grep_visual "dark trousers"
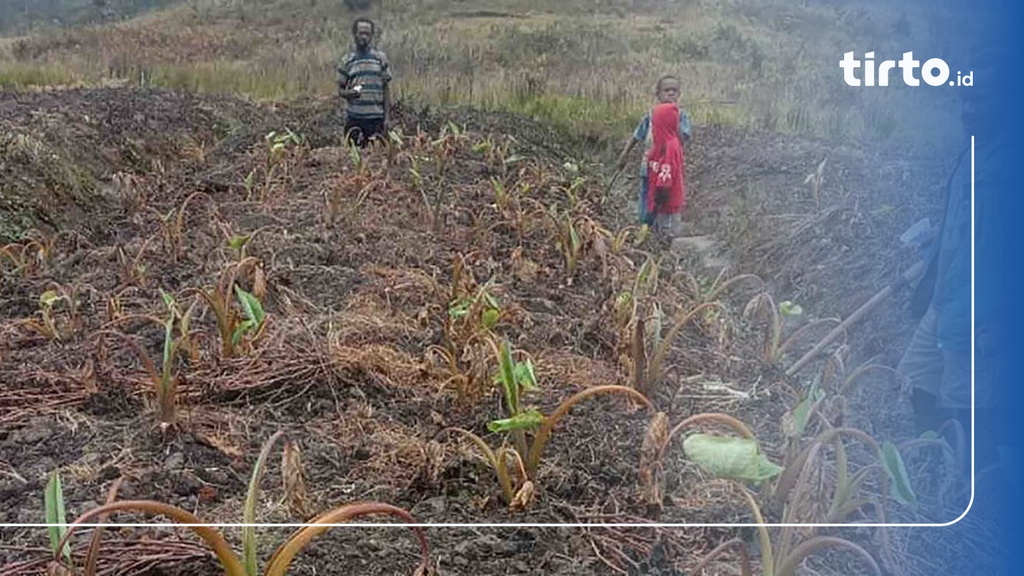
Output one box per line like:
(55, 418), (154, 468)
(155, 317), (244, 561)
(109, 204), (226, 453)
(344, 117), (385, 147)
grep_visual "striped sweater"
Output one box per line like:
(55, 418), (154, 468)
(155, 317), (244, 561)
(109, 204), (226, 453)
(338, 47), (392, 120)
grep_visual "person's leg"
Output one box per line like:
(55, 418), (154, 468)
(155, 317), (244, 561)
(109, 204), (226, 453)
(653, 213), (668, 234)
(941, 346), (999, 473)
(651, 189), (677, 237)
(638, 175), (652, 225)
(896, 306), (947, 436)
(344, 118), (365, 147)
(364, 117), (386, 145)
(667, 212), (682, 236)
(652, 214), (679, 237)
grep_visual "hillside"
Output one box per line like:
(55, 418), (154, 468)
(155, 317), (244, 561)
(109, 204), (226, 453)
(0, 1), (994, 576)
(1, 0), (973, 145)
(0, 0), (176, 34)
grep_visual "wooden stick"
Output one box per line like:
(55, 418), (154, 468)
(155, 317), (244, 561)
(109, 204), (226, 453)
(786, 260), (925, 377)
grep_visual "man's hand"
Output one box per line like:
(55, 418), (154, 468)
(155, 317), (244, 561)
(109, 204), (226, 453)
(339, 86), (362, 101)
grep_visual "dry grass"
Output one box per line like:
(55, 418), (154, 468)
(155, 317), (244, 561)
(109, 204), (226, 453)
(0, 0), (978, 147)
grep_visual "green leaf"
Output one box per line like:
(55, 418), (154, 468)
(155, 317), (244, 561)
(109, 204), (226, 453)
(244, 431), (286, 576)
(481, 308), (500, 329)
(498, 340), (518, 414)
(447, 298), (471, 319)
(514, 358), (538, 390)
(779, 300), (803, 317)
(835, 437), (849, 492)
(244, 169), (256, 190)
(843, 467), (876, 504)
(482, 291), (500, 310)
(831, 497), (873, 522)
(228, 235), (251, 254)
(787, 397), (812, 439)
(919, 430), (939, 440)
(40, 289), (60, 308)
(159, 288), (175, 312)
(682, 434), (784, 483)
(636, 258), (653, 291)
(162, 310), (175, 371)
(880, 441), (917, 508)
(488, 409), (545, 433)
(45, 470), (71, 565)
(649, 302), (663, 352)
(234, 285), (265, 326)
(787, 379), (823, 438)
(615, 291), (633, 310)
(567, 217), (581, 251)
(232, 320), (254, 347)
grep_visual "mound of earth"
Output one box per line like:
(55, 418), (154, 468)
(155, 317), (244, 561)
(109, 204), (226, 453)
(0, 88), (270, 242)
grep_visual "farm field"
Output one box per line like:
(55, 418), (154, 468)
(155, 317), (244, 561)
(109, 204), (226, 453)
(0, 1), (998, 575)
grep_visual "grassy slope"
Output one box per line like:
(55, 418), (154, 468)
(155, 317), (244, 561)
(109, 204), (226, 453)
(0, 0), (976, 149)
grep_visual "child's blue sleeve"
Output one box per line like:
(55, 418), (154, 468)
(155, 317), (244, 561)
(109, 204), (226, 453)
(678, 109), (692, 138)
(633, 114), (650, 141)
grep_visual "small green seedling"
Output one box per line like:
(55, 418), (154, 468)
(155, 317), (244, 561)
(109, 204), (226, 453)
(445, 338), (653, 510)
(188, 258), (267, 358)
(45, 470), (71, 571)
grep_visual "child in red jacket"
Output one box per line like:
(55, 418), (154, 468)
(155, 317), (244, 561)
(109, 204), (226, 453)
(645, 102), (687, 235)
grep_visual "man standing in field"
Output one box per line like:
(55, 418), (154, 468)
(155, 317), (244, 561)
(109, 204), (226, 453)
(338, 17), (392, 147)
(616, 75), (692, 233)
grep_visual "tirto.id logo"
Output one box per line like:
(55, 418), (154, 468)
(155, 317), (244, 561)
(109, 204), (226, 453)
(840, 52), (973, 87)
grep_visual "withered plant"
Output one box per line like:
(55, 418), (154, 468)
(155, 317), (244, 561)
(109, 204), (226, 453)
(22, 285), (79, 342)
(444, 338), (653, 510)
(96, 289), (195, 432)
(51, 431), (435, 576)
(640, 301), (726, 397)
(150, 190), (206, 263)
(426, 254), (506, 403)
(679, 268), (765, 307)
(112, 171), (146, 216)
(638, 411), (776, 513)
(770, 355), (919, 521)
(695, 480), (882, 576)
(1, 229), (55, 277)
(115, 236), (154, 289)
(743, 291), (840, 364)
(186, 257), (268, 358)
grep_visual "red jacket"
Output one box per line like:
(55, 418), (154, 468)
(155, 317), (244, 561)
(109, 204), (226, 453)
(646, 103), (686, 215)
